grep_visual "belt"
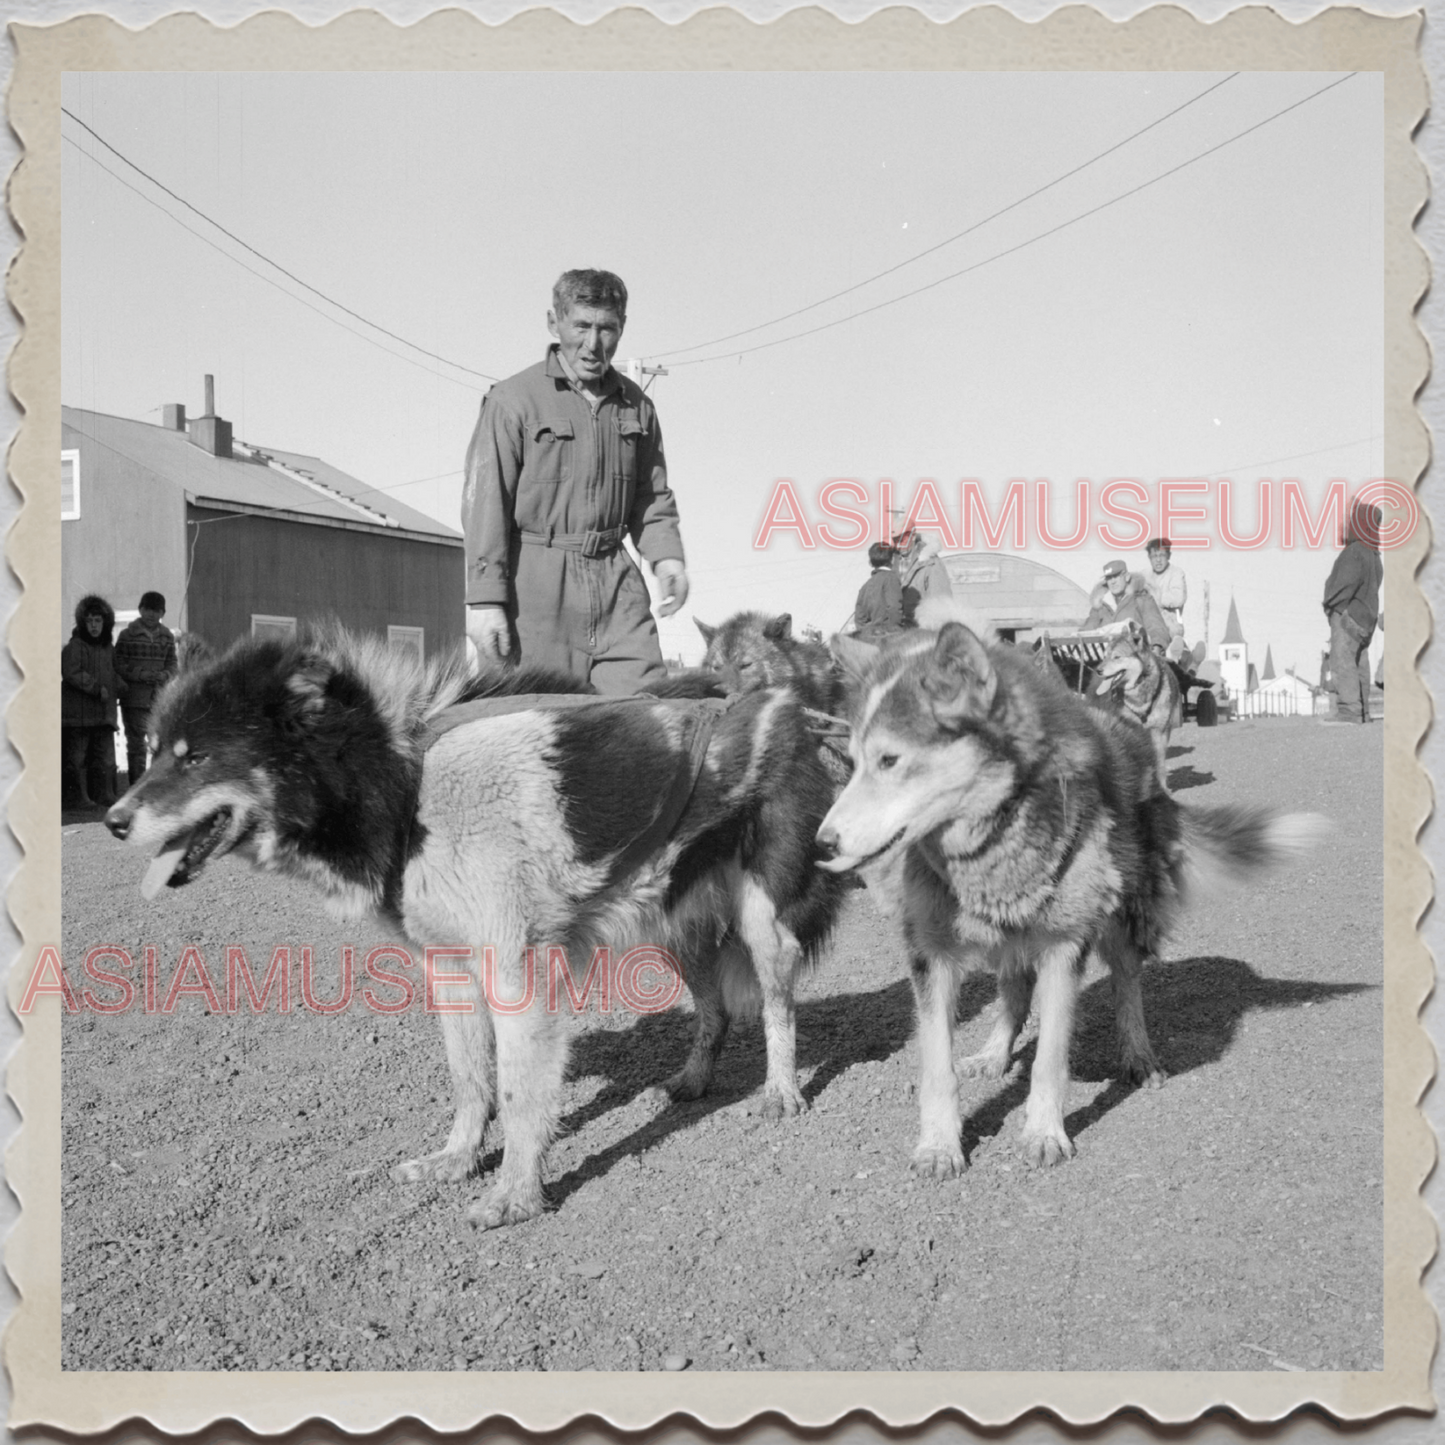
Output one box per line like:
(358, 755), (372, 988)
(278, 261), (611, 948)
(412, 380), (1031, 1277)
(518, 526), (625, 558)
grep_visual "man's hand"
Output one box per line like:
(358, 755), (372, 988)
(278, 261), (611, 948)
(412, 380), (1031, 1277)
(653, 559), (690, 618)
(466, 605), (512, 665)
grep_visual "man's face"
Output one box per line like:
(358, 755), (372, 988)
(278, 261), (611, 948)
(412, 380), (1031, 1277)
(140, 606), (163, 625)
(1148, 549), (1170, 574)
(548, 304), (624, 384)
(1107, 572), (1128, 596)
(85, 613), (104, 639)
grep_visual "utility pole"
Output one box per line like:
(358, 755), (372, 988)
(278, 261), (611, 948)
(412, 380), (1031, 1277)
(1201, 580), (1211, 656)
(622, 359), (668, 386)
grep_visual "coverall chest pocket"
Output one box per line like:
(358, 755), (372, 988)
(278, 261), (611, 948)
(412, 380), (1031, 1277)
(614, 412), (645, 486)
(528, 418), (574, 487)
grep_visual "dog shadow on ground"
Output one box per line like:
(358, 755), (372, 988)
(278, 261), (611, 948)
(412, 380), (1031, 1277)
(956, 955), (1375, 1161)
(535, 954), (1370, 1204)
(537, 975), (924, 1209)
(1164, 745), (1216, 792)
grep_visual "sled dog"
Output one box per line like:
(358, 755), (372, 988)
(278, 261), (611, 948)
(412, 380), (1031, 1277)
(698, 610), (854, 780)
(1094, 621), (1183, 784)
(107, 629), (846, 1228)
(697, 611), (846, 717)
(817, 622), (1321, 1175)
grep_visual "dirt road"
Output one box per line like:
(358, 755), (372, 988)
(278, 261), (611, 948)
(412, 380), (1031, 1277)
(58, 717), (1382, 1373)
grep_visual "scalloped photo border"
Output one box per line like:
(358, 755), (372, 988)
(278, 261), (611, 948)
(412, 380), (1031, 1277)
(3, 4), (1433, 1434)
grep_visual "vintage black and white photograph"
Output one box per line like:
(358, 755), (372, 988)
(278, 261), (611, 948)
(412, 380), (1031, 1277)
(33, 26), (1415, 1417)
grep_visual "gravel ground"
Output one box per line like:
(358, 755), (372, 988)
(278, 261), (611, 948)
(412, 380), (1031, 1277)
(59, 716), (1383, 1373)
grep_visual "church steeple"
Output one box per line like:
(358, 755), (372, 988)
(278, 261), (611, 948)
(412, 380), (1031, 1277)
(1219, 595), (1250, 696)
(1221, 597), (1245, 647)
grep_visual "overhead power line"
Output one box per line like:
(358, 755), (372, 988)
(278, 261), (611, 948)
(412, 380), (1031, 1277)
(63, 137), (489, 396)
(665, 73), (1356, 370)
(62, 107), (498, 385)
(656, 72), (1240, 362)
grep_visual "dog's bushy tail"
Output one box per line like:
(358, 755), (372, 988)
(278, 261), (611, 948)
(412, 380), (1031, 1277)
(1177, 804), (1328, 902)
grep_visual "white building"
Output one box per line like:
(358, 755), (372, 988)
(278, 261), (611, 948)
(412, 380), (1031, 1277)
(1217, 597), (1256, 699)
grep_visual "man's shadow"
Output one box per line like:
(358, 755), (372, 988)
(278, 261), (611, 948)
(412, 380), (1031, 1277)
(505, 955), (1371, 1209)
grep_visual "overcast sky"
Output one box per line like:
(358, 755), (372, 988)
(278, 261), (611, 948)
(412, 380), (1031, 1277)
(61, 69), (1383, 676)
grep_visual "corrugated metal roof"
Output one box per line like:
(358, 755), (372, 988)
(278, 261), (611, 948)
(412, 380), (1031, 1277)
(61, 407), (460, 542)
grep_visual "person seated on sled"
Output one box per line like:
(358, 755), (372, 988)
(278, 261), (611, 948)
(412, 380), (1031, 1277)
(853, 543), (906, 643)
(1141, 537), (1188, 662)
(898, 530), (955, 624)
(1084, 558), (1172, 652)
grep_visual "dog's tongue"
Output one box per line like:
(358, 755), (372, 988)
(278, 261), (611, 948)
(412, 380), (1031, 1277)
(141, 843), (188, 900)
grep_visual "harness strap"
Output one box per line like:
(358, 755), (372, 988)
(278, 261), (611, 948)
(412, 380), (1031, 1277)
(422, 691), (730, 886)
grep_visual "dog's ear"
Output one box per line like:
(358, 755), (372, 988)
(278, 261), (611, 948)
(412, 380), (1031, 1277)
(830, 633), (879, 681)
(282, 655), (337, 725)
(1126, 619), (1145, 647)
(694, 619), (718, 646)
(924, 623), (996, 721)
(763, 613), (793, 642)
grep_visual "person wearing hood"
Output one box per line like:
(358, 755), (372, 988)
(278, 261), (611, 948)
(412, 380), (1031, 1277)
(1323, 502), (1384, 724)
(898, 531), (955, 624)
(61, 594), (126, 808)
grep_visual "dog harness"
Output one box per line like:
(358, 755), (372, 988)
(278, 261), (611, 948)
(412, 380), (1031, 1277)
(424, 692), (729, 885)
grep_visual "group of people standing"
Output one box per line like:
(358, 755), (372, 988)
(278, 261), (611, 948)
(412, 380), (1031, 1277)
(851, 532), (956, 642)
(61, 591), (177, 810)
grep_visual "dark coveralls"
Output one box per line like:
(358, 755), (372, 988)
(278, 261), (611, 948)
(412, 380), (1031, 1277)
(462, 347), (683, 693)
(1323, 535), (1383, 723)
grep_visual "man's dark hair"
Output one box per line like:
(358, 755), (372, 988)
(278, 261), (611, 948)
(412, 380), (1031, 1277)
(1145, 537), (1171, 557)
(139, 591), (166, 612)
(867, 542), (894, 569)
(552, 269), (628, 321)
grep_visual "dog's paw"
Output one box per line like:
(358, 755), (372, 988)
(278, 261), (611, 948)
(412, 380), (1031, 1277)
(1122, 1061), (1168, 1090)
(467, 1187), (547, 1231)
(759, 1083), (808, 1120)
(391, 1148), (476, 1184)
(910, 1145), (966, 1180)
(1019, 1129), (1075, 1169)
(658, 1068), (709, 1104)
(957, 1050), (1011, 1080)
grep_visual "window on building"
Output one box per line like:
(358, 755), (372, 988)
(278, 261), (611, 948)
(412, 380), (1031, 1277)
(251, 615), (298, 642)
(388, 625), (425, 665)
(61, 450), (80, 520)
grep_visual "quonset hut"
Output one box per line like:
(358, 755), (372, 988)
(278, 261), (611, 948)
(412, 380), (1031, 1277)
(938, 551), (1092, 643)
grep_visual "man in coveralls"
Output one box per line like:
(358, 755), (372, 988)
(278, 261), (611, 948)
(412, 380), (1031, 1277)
(463, 269), (689, 692)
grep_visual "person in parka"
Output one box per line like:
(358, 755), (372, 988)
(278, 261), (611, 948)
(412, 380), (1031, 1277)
(1083, 559), (1173, 652)
(61, 594), (126, 808)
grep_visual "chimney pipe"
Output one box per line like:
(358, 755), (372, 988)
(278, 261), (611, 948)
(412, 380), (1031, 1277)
(187, 373), (232, 459)
(162, 404), (186, 432)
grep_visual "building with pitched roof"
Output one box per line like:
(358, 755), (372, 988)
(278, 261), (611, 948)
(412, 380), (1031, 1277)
(61, 380), (463, 660)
